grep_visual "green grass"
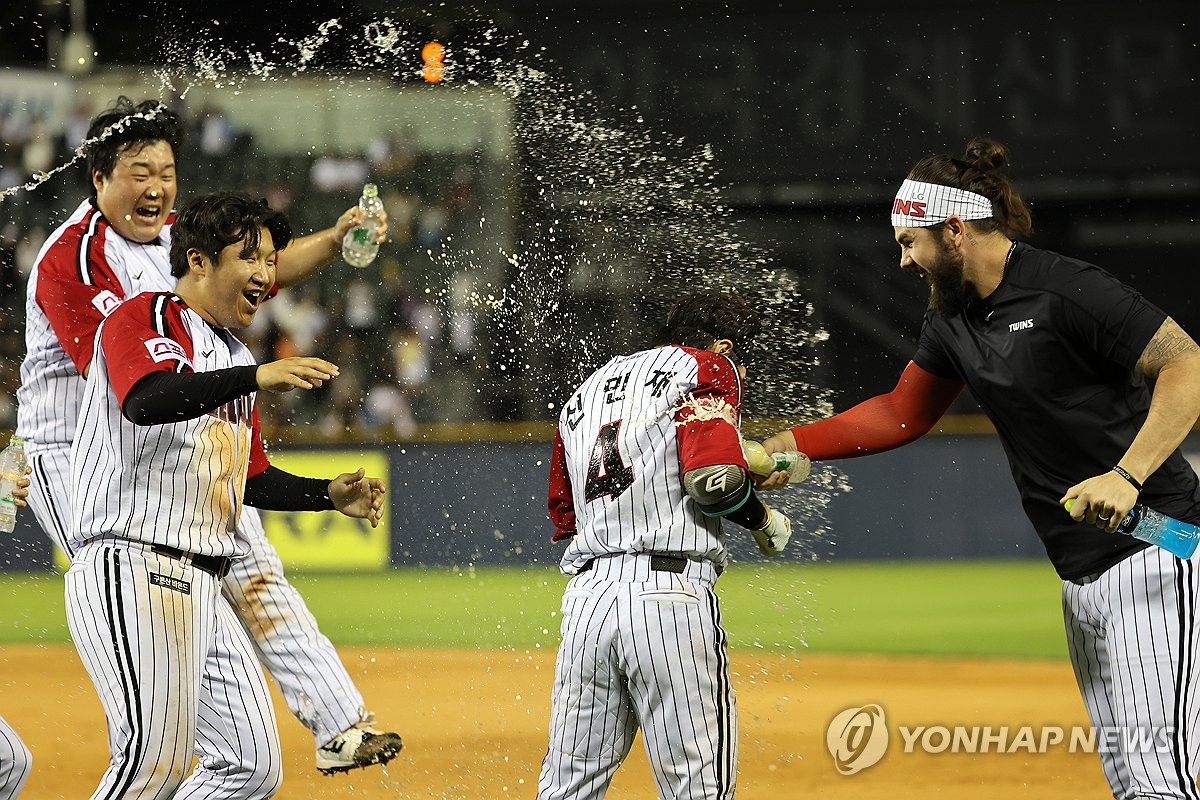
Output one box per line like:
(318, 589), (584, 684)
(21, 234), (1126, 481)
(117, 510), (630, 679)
(0, 560), (1069, 659)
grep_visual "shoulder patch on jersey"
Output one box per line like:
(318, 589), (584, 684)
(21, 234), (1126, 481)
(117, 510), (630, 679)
(144, 336), (191, 366)
(91, 289), (122, 317)
(149, 573), (191, 594)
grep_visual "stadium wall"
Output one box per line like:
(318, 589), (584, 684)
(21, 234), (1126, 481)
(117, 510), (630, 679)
(4, 431), (1197, 572)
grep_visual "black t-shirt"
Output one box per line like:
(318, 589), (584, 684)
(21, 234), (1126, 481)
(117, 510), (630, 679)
(914, 242), (1200, 580)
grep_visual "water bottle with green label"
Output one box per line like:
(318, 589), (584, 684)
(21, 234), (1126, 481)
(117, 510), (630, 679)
(0, 437), (26, 534)
(342, 183), (384, 268)
(742, 440), (811, 483)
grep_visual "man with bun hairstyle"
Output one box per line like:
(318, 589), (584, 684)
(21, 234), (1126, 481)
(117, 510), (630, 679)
(763, 137), (1200, 797)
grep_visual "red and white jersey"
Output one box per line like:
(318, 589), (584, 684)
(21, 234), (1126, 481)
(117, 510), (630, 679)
(69, 292), (270, 557)
(17, 199), (175, 451)
(549, 345), (749, 574)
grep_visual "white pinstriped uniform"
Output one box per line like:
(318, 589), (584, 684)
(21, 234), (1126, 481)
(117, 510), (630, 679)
(538, 345), (744, 800)
(66, 292), (281, 799)
(1063, 546), (1200, 799)
(16, 199), (367, 750)
(0, 714), (31, 799)
(70, 294), (258, 556)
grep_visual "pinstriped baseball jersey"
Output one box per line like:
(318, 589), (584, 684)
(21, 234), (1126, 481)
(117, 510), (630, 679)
(70, 292), (269, 558)
(550, 345), (748, 575)
(17, 199), (175, 451)
(15, 194), (375, 756)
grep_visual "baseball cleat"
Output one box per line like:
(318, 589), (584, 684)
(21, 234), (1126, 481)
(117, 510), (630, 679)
(316, 724), (404, 775)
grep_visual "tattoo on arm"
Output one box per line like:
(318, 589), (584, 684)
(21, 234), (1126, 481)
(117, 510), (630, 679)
(1138, 318), (1200, 378)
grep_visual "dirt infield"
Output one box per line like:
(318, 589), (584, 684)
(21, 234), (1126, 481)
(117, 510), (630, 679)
(0, 644), (1110, 798)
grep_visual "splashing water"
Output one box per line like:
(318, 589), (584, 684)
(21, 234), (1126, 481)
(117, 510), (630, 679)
(0, 103), (174, 200)
(6, 15), (849, 560)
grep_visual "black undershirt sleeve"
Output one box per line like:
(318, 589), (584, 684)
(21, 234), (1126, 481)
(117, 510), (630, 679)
(724, 490), (769, 530)
(244, 465), (336, 511)
(122, 366), (259, 425)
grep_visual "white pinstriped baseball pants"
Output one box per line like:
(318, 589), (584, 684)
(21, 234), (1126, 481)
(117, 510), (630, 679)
(536, 554), (736, 800)
(0, 714), (31, 799)
(27, 446), (367, 746)
(1064, 544), (1200, 799)
(66, 540), (281, 799)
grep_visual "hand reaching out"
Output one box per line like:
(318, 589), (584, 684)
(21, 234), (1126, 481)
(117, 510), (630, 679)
(328, 468), (387, 527)
(9, 467), (31, 508)
(256, 357), (340, 393)
(333, 204), (389, 245)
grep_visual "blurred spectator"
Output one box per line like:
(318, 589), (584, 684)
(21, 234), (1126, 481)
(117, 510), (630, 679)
(310, 149), (369, 193)
(364, 323), (429, 438)
(415, 203), (450, 252)
(263, 183), (294, 214)
(268, 287), (329, 355)
(15, 226), (45, 281)
(0, 152), (22, 192)
(21, 121), (54, 176)
(368, 129), (417, 180)
(1, 101), (30, 149)
(198, 102), (236, 156)
(0, 225), (18, 298)
(60, 99), (94, 155)
(59, 99), (95, 187)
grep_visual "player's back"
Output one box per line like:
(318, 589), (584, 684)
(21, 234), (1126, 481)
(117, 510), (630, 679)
(558, 345), (738, 567)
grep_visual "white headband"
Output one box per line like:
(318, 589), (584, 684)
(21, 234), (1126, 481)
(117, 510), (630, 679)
(890, 179), (994, 228)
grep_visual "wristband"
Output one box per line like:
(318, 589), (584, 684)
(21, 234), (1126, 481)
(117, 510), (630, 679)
(1111, 465), (1143, 493)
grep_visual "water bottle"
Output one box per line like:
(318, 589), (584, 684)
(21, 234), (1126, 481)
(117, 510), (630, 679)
(0, 436), (27, 534)
(1065, 499), (1200, 559)
(341, 183), (384, 268)
(742, 440), (811, 483)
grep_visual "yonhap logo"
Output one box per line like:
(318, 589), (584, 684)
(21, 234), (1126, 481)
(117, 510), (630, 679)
(827, 704), (889, 775)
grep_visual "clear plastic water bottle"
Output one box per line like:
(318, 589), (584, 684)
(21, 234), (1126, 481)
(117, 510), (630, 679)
(1118, 504), (1200, 559)
(742, 440), (811, 483)
(1066, 499), (1200, 559)
(341, 183), (384, 268)
(0, 436), (27, 534)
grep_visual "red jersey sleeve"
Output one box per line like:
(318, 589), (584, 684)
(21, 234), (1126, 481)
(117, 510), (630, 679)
(35, 212), (128, 374)
(248, 406), (270, 478)
(100, 294), (195, 410)
(548, 429), (576, 541)
(790, 361), (963, 460)
(675, 348), (748, 473)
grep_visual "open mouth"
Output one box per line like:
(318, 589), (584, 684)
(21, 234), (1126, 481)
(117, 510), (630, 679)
(135, 204), (161, 220)
(242, 288), (264, 308)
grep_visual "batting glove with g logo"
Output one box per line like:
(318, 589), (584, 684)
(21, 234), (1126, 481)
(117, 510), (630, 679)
(752, 504), (792, 557)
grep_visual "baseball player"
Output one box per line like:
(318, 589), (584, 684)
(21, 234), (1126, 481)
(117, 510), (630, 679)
(536, 290), (793, 800)
(65, 192), (387, 799)
(16, 97), (401, 774)
(762, 137), (1200, 798)
(0, 482), (33, 800)
(0, 715), (30, 799)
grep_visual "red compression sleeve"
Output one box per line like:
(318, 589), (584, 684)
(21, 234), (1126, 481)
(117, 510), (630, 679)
(548, 429), (576, 542)
(791, 361), (963, 460)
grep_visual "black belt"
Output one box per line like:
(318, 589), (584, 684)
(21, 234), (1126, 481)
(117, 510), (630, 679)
(152, 544), (233, 579)
(1069, 571), (1105, 586)
(577, 553), (690, 575)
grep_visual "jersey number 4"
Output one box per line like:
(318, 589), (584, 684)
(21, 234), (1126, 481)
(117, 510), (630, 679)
(585, 420), (635, 502)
